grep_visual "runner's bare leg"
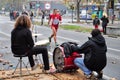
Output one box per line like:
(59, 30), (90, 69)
(51, 27), (57, 43)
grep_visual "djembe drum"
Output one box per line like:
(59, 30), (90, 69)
(53, 46), (82, 72)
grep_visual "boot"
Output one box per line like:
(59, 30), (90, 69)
(97, 71), (103, 79)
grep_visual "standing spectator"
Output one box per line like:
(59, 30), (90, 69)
(101, 15), (109, 34)
(15, 11), (19, 19)
(72, 29), (107, 79)
(30, 11), (34, 32)
(41, 10), (45, 25)
(48, 9), (62, 46)
(10, 10), (14, 21)
(11, 15), (52, 72)
(30, 11), (34, 22)
(93, 16), (100, 29)
(111, 14), (116, 24)
(13, 11), (17, 20)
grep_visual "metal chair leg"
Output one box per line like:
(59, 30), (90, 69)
(35, 55), (39, 65)
(12, 59), (20, 75)
(20, 58), (22, 76)
(12, 57), (30, 76)
(22, 61), (30, 74)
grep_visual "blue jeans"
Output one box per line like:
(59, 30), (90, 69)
(74, 58), (91, 75)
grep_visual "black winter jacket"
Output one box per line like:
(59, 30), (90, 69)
(77, 34), (107, 72)
(93, 18), (100, 25)
(11, 26), (34, 55)
(101, 17), (109, 27)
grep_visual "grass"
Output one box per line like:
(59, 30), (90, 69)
(33, 21), (93, 33)
(60, 25), (93, 33)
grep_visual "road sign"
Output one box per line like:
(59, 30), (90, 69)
(45, 3), (51, 10)
(104, 0), (109, 2)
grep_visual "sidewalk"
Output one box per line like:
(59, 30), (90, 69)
(0, 64), (87, 80)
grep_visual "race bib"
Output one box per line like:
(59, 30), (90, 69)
(52, 18), (59, 25)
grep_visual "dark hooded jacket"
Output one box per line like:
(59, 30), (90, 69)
(11, 26), (34, 55)
(101, 16), (109, 27)
(77, 34), (107, 72)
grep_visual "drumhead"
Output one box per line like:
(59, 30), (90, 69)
(53, 47), (64, 71)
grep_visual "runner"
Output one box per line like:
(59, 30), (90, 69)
(48, 9), (62, 46)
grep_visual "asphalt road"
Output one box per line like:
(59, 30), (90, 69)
(0, 16), (120, 79)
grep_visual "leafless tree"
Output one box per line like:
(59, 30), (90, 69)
(76, 0), (81, 22)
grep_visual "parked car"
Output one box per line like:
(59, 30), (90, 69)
(80, 13), (92, 20)
(80, 10), (92, 20)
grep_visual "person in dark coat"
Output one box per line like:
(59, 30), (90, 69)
(101, 15), (109, 34)
(93, 16), (100, 29)
(30, 11), (34, 22)
(11, 15), (50, 72)
(72, 29), (107, 79)
(41, 10), (45, 25)
(9, 10), (14, 21)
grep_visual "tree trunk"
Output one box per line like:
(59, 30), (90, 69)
(76, 0), (81, 23)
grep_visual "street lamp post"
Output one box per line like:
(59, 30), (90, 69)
(70, 4), (74, 23)
(86, 0), (88, 23)
(111, 0), (114, 24)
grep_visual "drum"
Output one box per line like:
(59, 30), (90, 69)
(35, 39), (50, 46)
(35, 39), (50, 51)
(53, 46), (82, 72)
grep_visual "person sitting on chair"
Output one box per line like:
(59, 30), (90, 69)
(11, 15), (51, 72)
(71, 29), (107, 79)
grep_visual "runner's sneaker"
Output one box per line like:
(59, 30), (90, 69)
(55, 42), (59, 46)
(48, 37), (51, 42)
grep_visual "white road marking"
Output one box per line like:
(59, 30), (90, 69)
(0, 20), (15, 24)
(0, 31), (10, 37)
(58, 36), (80, 43)
(108, 47), (120, 52)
